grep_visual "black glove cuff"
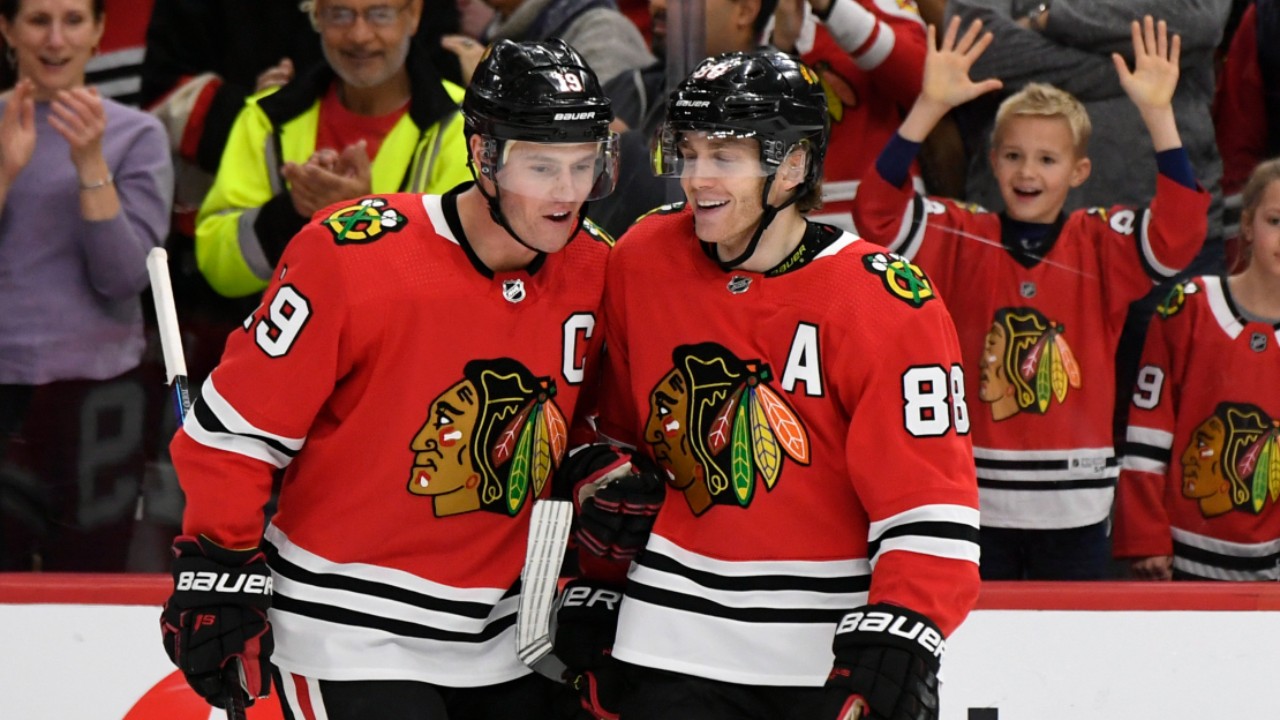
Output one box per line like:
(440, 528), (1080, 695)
(832, 603), (945, 675)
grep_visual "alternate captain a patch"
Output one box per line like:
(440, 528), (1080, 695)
(324, 197), (407, 245)
(407, 358), (567, 518)
(645, 342), (811, 516)
(862, 251), (935, 308)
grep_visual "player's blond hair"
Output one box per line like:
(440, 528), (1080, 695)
(992, 83), (1091, 156)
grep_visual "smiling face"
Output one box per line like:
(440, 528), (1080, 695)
(676, 132), (775, 254)
(315, 0), (418, 91)
(990, 114), (1091, 224)
(0, 0), (103, 101)
(488, 139), (602, 252)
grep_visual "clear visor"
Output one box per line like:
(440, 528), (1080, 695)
(488, 136), (620, 202)
(652, 128), (774, 179)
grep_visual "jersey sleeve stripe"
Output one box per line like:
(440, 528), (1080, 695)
(866, 503), (979, 540)
(184, 376), (304, 467)
(869, 534), (982, 568)
(1126, 426), (1174, 449)
(1120, 454), (1166, 474)
(1136, 208), (1179, 279)
(888, 193), (926, 258)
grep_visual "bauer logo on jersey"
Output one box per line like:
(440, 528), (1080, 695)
(408, 358), (567, 518)
(979, 308), (1081, 422)
(645, 342), (811, 516)
(1181, 402), (1280, 518)
(324, 197), (407, 245)
(1156, 281), (1198, 319)
(862, 252), (935, 308)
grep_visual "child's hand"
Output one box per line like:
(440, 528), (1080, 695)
(919, 17), (1003, 112)
(1113, 15), (1180, 114)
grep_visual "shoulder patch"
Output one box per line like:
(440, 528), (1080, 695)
(941, 198), (988, 215)
(1085, 206), (1137, 235)
(580, 217), (616, 247)
(1155, 280), (1198, 319)
(322, 197), (407, 245)
(636, 202), (686, 223)
(861, 251), (936, 308)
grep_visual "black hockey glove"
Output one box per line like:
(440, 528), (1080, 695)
(820, 604), (943, 720)
(561, 444), (665, 562)
(555, 579), (628, 720)
(160, 535), (274, 707)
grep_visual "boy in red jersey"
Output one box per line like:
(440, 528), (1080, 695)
(1115, 158), (1280, 581)
(158, 39), (620, 719)
(853, 16), (1209, 580)
(562, 49), (980, 720)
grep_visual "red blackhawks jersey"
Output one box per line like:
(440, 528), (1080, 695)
(854, 171), (1210, 529)
(792, 0), (925, 231)
(1115, 276), (1280, 580)
(169, 190), (610, 685)
(596, 206), (980, 686)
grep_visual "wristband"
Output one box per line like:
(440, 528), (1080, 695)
(79, 173), (114, 191)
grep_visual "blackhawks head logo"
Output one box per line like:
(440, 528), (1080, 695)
(408, 358), (566, 518)
(324, 197), (407, 244)
(978, 308), (1082, 421)
(645, 342), (810, 516)
(1182, 402), (1280, 518)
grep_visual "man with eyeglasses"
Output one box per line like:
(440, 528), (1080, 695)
(161, 40), (620, 719)
(191, 0), (472, 300)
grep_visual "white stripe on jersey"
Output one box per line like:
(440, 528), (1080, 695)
(1138, 209), (1180, 279)
(265, 524), (529, 686)
(1126, 426), (1174, 450)
(280, 674), (330, 720)
(184, 376), (305, 467)
(1204, 276), (1246, 339)
(866, 503), (980, 567)
(615, 534), (868, 686)
(1120, 455), (1166, 474)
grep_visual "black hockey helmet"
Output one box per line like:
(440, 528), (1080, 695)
(655, 49), (829, 190)
(463, 38), (614, 146)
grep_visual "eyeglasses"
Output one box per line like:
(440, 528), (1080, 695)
(315, 1), (411, 29)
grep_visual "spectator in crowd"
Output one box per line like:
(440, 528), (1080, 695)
(769, 0), (928, 230)
(853, 17), (1208, 579)
(160, 39), (618, 716)
(193, 0), (471, 300)
(446, 0), (654, 87)
(1213, 0), (1279, 256)
(1114, 157), (1280, 582)
(588, 0), (779, 236)
(0, 0), (172, 570)
(556, 48), (979, 720)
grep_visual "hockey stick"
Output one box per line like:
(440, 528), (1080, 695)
(147, 247), (249, 720)
(515, 498), (574, 680)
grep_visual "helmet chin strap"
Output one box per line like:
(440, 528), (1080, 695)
(713, 174), (805, 271)
(472, 156), (587, 256)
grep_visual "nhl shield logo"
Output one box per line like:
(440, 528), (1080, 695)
(502, 279), (527, 303)
(1020, 281), (1037, 298)
(1251, 332), (1268, 353)
(726, 276), (752, 294)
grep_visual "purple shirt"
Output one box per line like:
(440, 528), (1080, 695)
(0, 96), (173, 384)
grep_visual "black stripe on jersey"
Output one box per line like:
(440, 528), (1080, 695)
(974, 456), (1118, 472)
(977, 478), (1116, 490)
(898, 194), (927, 258)
(636, 550), (867, 595)
(866, 520), (980, 560)
(194, 400), (300, 460)
(266, 542), (512, 619)
(272, 593), (517, 642)
(1173, 540), (1280, 573)
(1122, 441), (1171, 465)
(624, 581), (851, 624)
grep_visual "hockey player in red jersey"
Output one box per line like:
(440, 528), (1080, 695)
(1114, 158), (1280, 581)
(853, 17), (1209, 580)
(159, 39), (619, 719)
(559, 49), (980, 720)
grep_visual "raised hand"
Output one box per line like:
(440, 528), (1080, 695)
(48, 86), (108, 173)
(0, 79), (38, 186)
(770, 0), (805, 55)
(1113, 15), (1180, 114)
(920, 17), (1003, 112)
